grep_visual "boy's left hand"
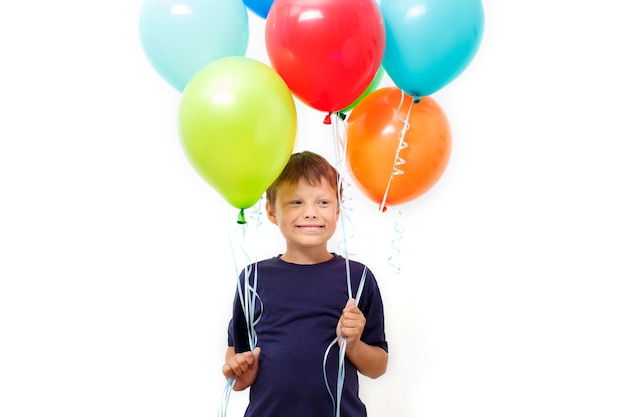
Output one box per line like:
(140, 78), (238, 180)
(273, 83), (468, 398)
(336, 298), (366, 350)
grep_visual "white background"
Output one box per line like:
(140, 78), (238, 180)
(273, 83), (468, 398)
(1, 1), (625, 416)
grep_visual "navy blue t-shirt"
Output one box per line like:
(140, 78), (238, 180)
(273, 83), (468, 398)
(227, 254), (387, 417)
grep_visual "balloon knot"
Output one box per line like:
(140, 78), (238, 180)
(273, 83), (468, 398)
(338, 112), (347, 121)
(323, 113), (332, 125)
(413, 96), (421, 104)
(237, 209), (247, 224)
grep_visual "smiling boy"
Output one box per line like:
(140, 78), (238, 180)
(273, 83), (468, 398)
(223, 151), (388, 417)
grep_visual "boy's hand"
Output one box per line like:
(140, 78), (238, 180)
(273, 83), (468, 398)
(222, 347), (261, 391)
(336, 298), (366, 353)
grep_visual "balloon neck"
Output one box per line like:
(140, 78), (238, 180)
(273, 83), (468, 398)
(338, 112), (347, 121)
(412, 96), (421, 104)
(237, 209), (247, 224)
(323, 113), (332, 125)
(378, 203), (388, 213)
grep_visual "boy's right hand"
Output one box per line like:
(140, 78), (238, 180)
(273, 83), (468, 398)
(222, 347), (261, 391)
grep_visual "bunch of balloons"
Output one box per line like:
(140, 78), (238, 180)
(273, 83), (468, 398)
(139, 0), (484, 214)
(345, 0), (484, 210)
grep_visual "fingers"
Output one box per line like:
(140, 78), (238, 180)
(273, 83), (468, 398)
(252, 347), (261, 361)
(343, 298), (361, 316)
(338, 299), (366, 340)
(222, 350), (260, 378)
(339, 316), (366, 338)
(342, 300), (364, 323)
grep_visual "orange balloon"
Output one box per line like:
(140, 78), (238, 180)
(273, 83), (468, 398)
(346, 87), (452, 208)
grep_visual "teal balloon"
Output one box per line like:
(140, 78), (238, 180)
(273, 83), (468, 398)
(139, 0), (249, 92)
(380, 0), (484, 98)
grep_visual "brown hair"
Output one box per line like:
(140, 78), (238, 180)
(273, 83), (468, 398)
(265, 151), (341, 209)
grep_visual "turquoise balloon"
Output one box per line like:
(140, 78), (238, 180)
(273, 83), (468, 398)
(380, 0), (484, 98)
(139, 0), (249, 92)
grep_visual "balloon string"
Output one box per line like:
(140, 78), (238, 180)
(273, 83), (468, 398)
(323, 266), (368, 417)
(218, 200), (264, 417)
(331, 113), (358, 295)
(323, 114), (370, 417)
(379, 95), (413, 212)
(218, 377), (236, 417)
(245, 199), (264, 228)
(384, 205), (405, 274)
(233, 217), (264, 349)
(332, 112), (347, 162)
(335, 338), (348, 417)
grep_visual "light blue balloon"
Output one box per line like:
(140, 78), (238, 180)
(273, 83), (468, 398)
(380, 0), (484, 98)
(139, 0), (249, 92)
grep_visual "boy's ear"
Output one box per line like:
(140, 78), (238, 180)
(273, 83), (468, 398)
(266, 199), (278, 224)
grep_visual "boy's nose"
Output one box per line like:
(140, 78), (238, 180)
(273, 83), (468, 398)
(302, 204), (318, 218)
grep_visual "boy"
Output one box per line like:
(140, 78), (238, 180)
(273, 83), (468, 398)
(223, 151), (388, 417)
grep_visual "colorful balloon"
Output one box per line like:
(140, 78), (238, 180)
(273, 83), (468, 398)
(346, 87), (452, 208)
(341, 67), (386, 114)
(380, 0), (484, 97)
(178, 57), (297, 210)
(266, 0), (385, 113)
(139, 0), (249, 92)
(244, 0), (274, 19)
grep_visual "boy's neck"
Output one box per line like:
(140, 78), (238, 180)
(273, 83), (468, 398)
(280, 249), (334, 265)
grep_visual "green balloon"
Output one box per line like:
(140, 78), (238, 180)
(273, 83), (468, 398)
(179, 57), (297, 209)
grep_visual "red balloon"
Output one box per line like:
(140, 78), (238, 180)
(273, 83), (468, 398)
(346, 87), (452, 208)
(265, 0), (385, 113)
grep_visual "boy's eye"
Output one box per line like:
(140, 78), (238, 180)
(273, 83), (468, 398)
(289, 200), (302, 205)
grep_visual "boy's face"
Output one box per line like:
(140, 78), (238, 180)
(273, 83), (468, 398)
(266, 178), (340, 254)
